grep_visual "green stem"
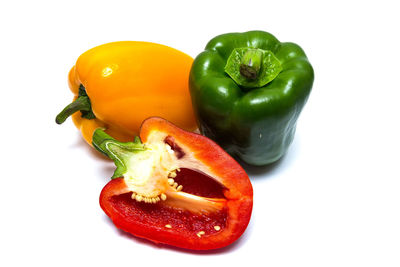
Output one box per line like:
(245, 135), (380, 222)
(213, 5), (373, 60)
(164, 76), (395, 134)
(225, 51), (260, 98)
(92, 129), (146, 179)
(92, 128), (114, 156)
(56, 85), (95, 124)
(239, 49), (263, 80)
(55, 96), (91, 124)
(224, 47), (282, 88)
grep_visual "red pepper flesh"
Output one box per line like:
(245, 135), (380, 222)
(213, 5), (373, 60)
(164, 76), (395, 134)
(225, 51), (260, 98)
(96, 117), (253, 250)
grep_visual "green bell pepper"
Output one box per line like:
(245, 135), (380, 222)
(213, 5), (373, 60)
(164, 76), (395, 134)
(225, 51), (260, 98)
(189, 31), (314, 166)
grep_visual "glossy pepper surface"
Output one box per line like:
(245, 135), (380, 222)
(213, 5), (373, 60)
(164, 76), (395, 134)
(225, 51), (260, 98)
(189, 31), (314, 165)
(56, 41), (197, 144)
(94, 117), (253, 250)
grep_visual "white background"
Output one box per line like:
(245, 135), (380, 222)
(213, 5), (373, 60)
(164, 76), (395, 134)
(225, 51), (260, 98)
(1, 0), (399, 266)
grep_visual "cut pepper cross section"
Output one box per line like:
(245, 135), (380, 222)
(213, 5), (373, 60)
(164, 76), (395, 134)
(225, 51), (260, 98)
(94, 128), (227, 213)
(94, 117), (253, 250)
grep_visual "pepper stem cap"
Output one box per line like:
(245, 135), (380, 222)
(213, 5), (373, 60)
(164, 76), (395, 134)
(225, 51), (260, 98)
(225, 47), (282, 88)
(92, 129), (146, 179)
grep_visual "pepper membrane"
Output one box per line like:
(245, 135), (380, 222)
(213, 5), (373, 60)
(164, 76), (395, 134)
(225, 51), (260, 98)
(95, 117), (253, 250)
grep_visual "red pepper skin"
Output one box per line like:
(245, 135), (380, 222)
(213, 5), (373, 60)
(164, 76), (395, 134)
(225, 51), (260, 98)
(99, 117), (253, 250)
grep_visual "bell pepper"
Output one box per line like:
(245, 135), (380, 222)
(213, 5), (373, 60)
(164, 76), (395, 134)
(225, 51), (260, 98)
(56, 41), (197, 144)
(189, 31), (314, 165)
(93, 117), (253, 250)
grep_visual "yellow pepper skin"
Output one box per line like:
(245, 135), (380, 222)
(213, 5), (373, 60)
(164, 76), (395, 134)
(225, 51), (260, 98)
(58, 41), (197, 144)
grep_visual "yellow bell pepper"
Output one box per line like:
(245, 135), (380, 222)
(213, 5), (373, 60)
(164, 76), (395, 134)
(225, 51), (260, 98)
(56, 41), (197, 144)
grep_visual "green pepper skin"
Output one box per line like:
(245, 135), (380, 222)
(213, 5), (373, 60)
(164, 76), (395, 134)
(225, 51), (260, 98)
(189, 31), (314, 166)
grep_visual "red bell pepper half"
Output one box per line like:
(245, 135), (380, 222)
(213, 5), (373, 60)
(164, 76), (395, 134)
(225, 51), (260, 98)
(92, 117), (253, 250)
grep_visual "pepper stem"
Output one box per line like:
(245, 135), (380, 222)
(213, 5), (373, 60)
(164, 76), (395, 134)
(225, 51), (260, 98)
(239, 49), (263, 80)
(55, 96), (91, 124)
(55, 85), (96, 124)
(224, 47), (282, 88)
(92, 129), (146, 179)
